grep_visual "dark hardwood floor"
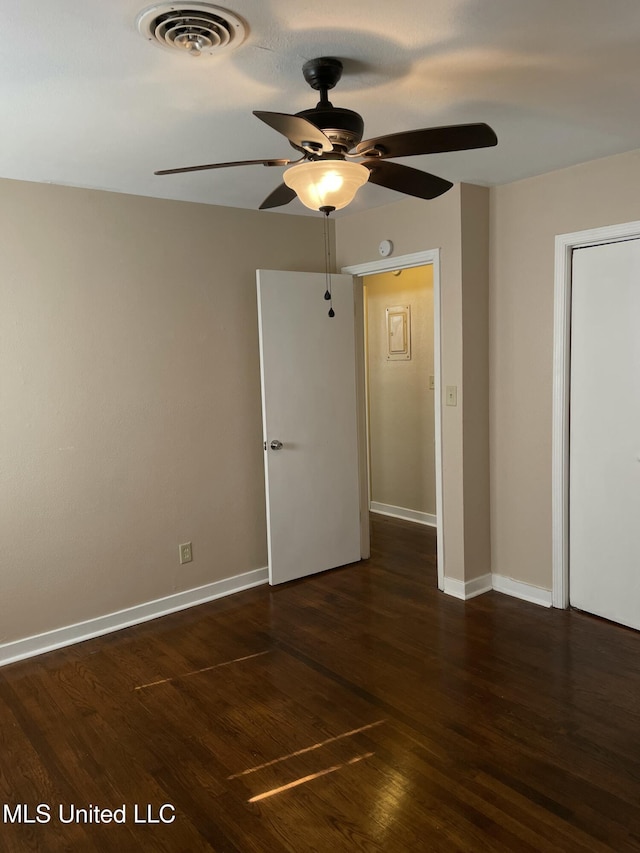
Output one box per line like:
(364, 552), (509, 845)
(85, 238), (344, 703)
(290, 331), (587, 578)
(1, 514), (640, 851)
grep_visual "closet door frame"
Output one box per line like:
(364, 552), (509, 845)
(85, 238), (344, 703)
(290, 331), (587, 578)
(552, 219), (640, 608)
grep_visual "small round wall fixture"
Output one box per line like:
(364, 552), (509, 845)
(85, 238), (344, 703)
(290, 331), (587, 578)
(379, 239), (394, 257)
(136, 3), (247, 57)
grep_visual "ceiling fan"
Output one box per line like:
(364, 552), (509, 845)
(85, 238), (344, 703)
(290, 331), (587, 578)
(155, 56), (498, 212)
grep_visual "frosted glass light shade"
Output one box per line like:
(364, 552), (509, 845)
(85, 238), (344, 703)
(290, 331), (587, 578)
(283, 160), (369, 211)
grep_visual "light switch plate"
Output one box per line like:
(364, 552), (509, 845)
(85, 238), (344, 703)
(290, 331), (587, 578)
(446, 385), (457, 406)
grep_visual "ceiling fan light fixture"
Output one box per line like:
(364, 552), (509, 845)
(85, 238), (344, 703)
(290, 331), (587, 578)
(283, 160), (369, 211)
(154, 56), (497, 212)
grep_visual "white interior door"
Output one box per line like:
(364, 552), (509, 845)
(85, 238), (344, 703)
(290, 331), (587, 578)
(257, 269), (362, 585)
(569, 239), (640, 629)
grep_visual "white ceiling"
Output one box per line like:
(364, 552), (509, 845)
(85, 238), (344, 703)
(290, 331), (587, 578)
(3, 0), (640, 216)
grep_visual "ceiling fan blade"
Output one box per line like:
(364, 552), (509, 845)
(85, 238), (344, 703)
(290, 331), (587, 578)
(259, 183), (297, 210)
(253, 111), (333, 153)
(356, 123), (497, 159)
(363, 160), (453, 200)
(154, 158), (292, 176)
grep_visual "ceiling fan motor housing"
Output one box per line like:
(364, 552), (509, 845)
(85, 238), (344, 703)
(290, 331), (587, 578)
(297, 56), (364, 153)
(296, 106), (364, 153)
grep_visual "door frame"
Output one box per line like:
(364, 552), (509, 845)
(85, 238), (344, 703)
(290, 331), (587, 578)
(343, 249), (445, 591)
(552, 219), (640, 607)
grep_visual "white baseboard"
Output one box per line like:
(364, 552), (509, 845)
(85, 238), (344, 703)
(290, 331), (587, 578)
(443, 573), (552, 607)
(492, 574), (552, 608)
(0, 567), (269, 669)
(370, 501), (437, 527)
(0, 563), (554, 669)
(443, 573), (493, 601)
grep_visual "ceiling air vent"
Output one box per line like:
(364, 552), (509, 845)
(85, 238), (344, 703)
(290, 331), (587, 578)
(136, 3), (246, 57)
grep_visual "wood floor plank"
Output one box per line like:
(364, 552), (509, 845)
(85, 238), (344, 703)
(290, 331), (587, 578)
(1, 514), (640, 850)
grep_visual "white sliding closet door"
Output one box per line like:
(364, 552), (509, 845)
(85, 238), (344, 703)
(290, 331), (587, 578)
(570, 239), (640, 629)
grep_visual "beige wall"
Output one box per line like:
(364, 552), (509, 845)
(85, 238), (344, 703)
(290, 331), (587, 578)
(461, 184), (491, 582)
(10, 136), (626, 645)
(490, 148), (640, 589)
(0, 178), (328, 646)
(365, 266), (435, 514)
(337, 186), (491, 583)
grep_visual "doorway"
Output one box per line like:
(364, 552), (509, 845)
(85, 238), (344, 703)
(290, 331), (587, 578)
(363, 265), (436, 526)
(343, 250), (444, 590)
(552, 218), (640, 612)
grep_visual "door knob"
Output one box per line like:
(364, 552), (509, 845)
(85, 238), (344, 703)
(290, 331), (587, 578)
(270, 439), (284, 450)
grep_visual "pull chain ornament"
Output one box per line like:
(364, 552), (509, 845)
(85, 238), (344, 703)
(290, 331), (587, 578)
(321, 205), (336, 317)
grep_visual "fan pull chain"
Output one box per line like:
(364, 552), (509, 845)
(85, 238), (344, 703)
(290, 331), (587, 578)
(321, 205), (335, 317)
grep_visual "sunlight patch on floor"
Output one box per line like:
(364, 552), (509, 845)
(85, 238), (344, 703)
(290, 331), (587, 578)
(133, 651), (269, 690)
(248, 753), (375, 803)
(229, 719), (385, 779)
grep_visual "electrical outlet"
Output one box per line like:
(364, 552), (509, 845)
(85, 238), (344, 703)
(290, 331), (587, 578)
(179, 542), (193, 564)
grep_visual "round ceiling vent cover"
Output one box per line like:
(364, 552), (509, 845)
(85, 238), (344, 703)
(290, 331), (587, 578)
(137, 3), (246, 57)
